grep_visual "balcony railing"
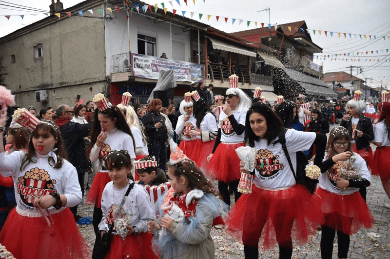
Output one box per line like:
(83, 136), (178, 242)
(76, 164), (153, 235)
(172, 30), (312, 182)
(205, 62), (250, 84)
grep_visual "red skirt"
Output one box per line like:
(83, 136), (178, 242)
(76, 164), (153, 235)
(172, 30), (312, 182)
(226, 184), (319, 249)
(106, 232), (158, 259)
(193, 139), (216, 173)
(207, 142), (244, 182)
(0, 208), (90, 259)
(351, 143), (373, 169)
(87, 171), (111, 208)
(179, 139), (198, 162)
(371, 147), (390, 180)
(310, 188), (374, 235)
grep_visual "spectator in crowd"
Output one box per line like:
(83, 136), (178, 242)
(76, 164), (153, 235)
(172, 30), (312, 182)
(321, 102), (332, 123)
(39, 107), (54, 121)
(27, 106), (37, 117)
(160, 53), (168, 59)
(167, 104), (178, 129)
(207, 84), (214, 106)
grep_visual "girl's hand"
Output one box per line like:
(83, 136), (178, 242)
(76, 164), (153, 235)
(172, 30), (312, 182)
(223, 105), (232, 116)
(333, 151), (352, 162)
(126, 225), (135, 235)
(183, 115), (190, 122)
(148, 221), (161, 232)
(342, 114), (350, 121)
(33, 195), (56, 209)
(96, 132), (107, 147)
(240, 161), (250, 174)
(336, 178), (349, 189)
(189, 130), (201, 136)
(356, 130), (363, 138)
(155, 122), (162, 129)
(161, 217), (174, 230)
(207, 154), (213, 162)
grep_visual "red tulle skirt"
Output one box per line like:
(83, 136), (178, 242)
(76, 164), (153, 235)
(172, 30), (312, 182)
(309, 188), (374, 235)
(179, 139), (198, 162)
(226, 184), (319, 249)
(207, 143), (244, 182)
(0, 208), (90, 259)
(371, 147), (390, 180)
(106, 232), (158, 259)
(87, 171), (111, 208)
(193, 139), (216, 173)
(351, 143), (373, 169)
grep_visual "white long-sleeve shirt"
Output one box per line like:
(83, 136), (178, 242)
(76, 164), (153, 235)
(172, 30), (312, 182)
(175, 115), (197, 141)
(0, 151), (82, 215)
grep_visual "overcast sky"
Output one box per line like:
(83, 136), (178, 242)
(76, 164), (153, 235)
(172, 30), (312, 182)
(1, 0), (389, 88)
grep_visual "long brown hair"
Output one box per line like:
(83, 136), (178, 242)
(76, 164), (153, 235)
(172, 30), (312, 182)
(105, 150), (134, 181)
(147, 99), (162, 112)
(21, 123), (68, 170)
(7, 127), (29, 150)
(326, 126), (353, 174)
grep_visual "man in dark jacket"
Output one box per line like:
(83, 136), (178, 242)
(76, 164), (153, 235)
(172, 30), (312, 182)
(55, 104), (91, 220)
(142, 99), (168, 170)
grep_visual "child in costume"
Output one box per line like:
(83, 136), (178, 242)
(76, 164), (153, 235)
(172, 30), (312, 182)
(148, 142), (228, 259)
(98, 150), (157, 259)
(311, 126), (373, 259)
(0, 116), (89, 259)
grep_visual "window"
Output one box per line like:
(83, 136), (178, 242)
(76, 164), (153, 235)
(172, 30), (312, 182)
(137, 34), (156, 56)
(11, 55), (15, 63)
(34, 44), (43, 58)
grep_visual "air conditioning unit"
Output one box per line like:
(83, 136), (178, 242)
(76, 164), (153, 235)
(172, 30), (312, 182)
(35, 90), (48, 102)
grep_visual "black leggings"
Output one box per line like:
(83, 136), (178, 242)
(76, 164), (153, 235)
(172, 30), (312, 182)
(218, 180), (241, 206)
(321, 226), (350, 259)
(244, 244), (293, 259)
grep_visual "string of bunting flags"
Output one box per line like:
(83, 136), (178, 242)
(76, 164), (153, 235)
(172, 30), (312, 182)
(314, 49), (390, 58)
(308, 29), (390, 40)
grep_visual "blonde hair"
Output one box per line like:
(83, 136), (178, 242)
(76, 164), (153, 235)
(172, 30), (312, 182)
(117, 104), (141, 131)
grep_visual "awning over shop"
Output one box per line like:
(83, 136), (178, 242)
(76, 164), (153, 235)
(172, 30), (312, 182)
(257, 52), (285, 69)
(284, 68), (337, 98)
(208, 37), (257, 57)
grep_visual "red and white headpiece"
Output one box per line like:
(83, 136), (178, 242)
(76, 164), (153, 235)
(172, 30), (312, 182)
(184, 92), (192, 102)
(353, 90), (362, 101)
(381, 91), (389, 102)
(277, 95), (284, 105)
(191, 91), (201, 102)
(134, 156), (158, 170)
(260, 96), (266, 103)
(12, 108), (40, 131)
(229, 74), (239, 88)
(93, 93), (110, 112)
(214, 95), (224, 102)
(75, 98), (85, 109)
(169, 139), (191, 165)
(121, 92), (132, 106)
(253, 87), (263, 98)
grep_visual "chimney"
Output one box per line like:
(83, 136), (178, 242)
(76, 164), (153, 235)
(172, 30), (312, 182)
(49, 0), (64, 16)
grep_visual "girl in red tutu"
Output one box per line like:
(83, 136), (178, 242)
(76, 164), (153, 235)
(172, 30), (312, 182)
(372, 102), (390, 206)
(0, 121), (90, 259)
(175, 93), (198, 161)
(96, 150), (157, 259)
(189, 91), (218, 172)
(206, 84), (251, 206)
(226, 103), (326, 259)
(340, 99), (374, 200)
(311, 126), (373, 259)
(87, 94), (136, 251)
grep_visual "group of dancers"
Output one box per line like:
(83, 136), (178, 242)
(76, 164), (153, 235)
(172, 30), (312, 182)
(0, 78), (389, 259)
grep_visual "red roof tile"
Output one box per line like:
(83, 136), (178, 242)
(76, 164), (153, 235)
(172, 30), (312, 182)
(324, 72), (363, 82)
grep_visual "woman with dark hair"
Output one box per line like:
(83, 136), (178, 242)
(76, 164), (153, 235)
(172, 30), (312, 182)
(372, 102), (390, 206)
(142, 99), (168, 170)
(340, 99), (374, 200)
(275, 101), (303, 131)
(86, 102), (136, 248)
(39, 107), (54, 121)
(27, 106), (37, 117)
(71, 104), (87, 124)
(226, 102), (326, 259)
(305, 109), (329, 134)
(167, 104), (178, 129)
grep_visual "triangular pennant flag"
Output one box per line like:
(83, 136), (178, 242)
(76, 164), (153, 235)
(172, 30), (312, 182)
(66, 12), (71, 17)
(288, 26), (291, 31)
(161, 3), (165, 8)
(182, 11), (186, 17)
(115, 6), (120, 13)
(173, 9), (177, 16)
(97, 9), (103, 14)
(193, 0), (195, 4)
(294, 27), (298, 32)
(199, 13), (203, 19)
(169, 1), (173, 6)
(374, 36), (376, 39)
(135, 4), (139, 13)
(78, 11), (83, 17)
(55, 13), (60, 19)
(255, 22), (257, 27)
(88, 9), (93, 14)
(142, 5), (147, 13)
(131, 8), (134, 15)
(184, 0), (187, 5)
(369, 35), (371, 40)
(164, 8), (167, 14)
(364, 35), (367, 39)
(376, 50), (378, 54)
(261, 23), (264, 27)
(360, 52), (363, 55)
(338, 32), (340, 38)
(357, 52), (359, 55)
(225, 17), (228, 23)
(216, 16), (219, 21)
(268, 23), (271, 29)
(388, 36), (390, 40)
(319, 30), (322, 35)
(239, 19), (243, 25)
(366, 51), (368, 54)
(44, 13), (49, 16)
(359, 35), (362, 39)
(343, 33), (346, 38)
(371, 51), (373, 54)
(313, 30), (315, 34)
(5, 15), (10, 20)
(176, 0), (180, 6)
(247, 21), (250, 26)
(20, 15), (24, 19)
(349, 33), (351, 38)
(107, 8), (112, 13)
(154, 4), (158, 12)
(207, 15), (211, 21)
(232, 18), (236, 25)
(148, 5), (152, 13)
(330, 32), (333, 37)
(324, 31), (327, 36)
(190, 12), (194, 18)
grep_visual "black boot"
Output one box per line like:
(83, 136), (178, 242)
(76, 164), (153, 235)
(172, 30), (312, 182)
(244, 245), (258, 259)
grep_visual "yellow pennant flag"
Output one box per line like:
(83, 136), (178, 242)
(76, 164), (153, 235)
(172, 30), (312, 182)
(288, 26), (291, 31)
(193, 0), (195, 4)
(364, 35), (366, 39)
(331, 58), (333, 61)
(319, 30), (321, 35)
(154, 4), (158, 12)
(207, 15), (211, 21)
(164, 8), (167, 14)
(361, 52), (363, 55)
(55, 13), (60, 18)
(107, 8), (112, 13)
(338, 32), (340, 38)
(255, 22), (257, 27)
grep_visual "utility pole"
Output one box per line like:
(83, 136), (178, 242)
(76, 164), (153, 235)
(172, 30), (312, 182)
(257, 8), (271, 28)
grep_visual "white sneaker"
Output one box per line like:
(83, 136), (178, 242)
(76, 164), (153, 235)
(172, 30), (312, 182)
(384, 203), (390, 209)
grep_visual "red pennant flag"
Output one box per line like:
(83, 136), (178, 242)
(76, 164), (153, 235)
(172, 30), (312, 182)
(5, 15), (10, 20)
(369, 35), (371, 40)
(294, 27), (298, 32)
(148, 5), (152, 12)
(184, 0), (187, 5)
(324, 31), (328, 36)
(173, 9), (176, 16)
(371, 51), (373, 54)
(225, 17), (228, 23)
(261, 23), (264, 27)
(66, 12), (71, 18)
(366, 51), (368, 54)
(343, 33), (346, 38)
(216, 16), (219, 21)
(116, 6), (120, 13)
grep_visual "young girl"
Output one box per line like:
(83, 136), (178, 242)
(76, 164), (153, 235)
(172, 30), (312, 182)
(149, 146), (227, 259)
(87, 99), (136, 243)
(71, 104), (88, 124)
(0, 121), (89, 259)
(311, 126), (373, 259)
(98, 150), (157, 259)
